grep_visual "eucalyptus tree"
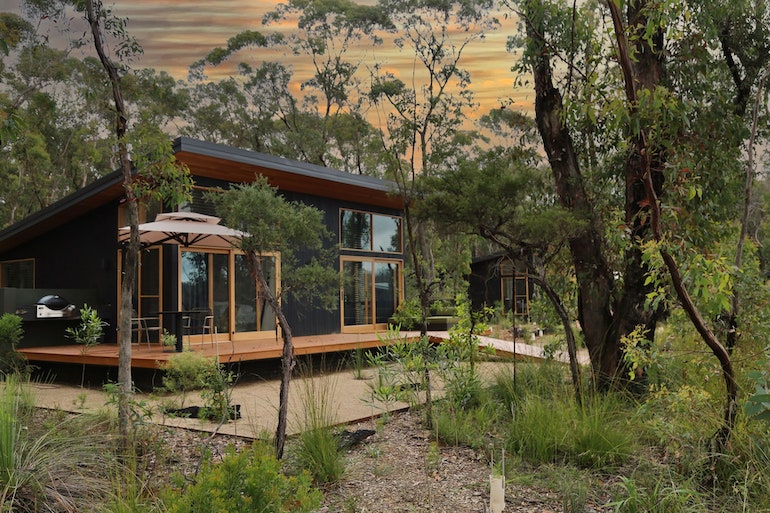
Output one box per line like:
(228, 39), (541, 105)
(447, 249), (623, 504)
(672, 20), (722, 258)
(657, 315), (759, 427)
(0, 16), (102, 227)
(77, 0), (192, 443)
(212, 177), (338, 459)
(0, 5), (188, 228)
(186, 0), (390, 173)
(508, 0), (770, 444)
(0, 12), (30, 145)
(368, 0), (499, 334)
(420, 108), (586, 400)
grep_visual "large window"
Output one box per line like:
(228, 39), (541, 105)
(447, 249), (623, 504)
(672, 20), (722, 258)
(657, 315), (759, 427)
(181, 249), (278, 338)
(0, 259), (34, 288)
(500, 259), (529, 316)
(340, 210), (402, 253)
(342, 257), (401, 331)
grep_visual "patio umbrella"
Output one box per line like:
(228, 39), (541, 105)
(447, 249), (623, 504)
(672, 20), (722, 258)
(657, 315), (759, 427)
(118, 212), (245, 248)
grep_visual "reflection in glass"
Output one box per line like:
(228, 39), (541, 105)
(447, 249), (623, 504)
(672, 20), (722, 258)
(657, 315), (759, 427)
(181, 251), (230, 335)
(343, 260), (372, 326)
(182, 252), (209, 312)
(212, 253), (229, 334)
(234, 254), (277, 333)
(374, 262), (398, 323)
(372, 215), (401, 253)
(341, 210), (370, 250)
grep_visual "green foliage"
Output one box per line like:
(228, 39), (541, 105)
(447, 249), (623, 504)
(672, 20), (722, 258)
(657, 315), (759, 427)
(528, 296), (562, 333)
(161, 329), (176, 348)
(65, 305), (107, 353)
(211, 176), (338, 309)
(162, 441), (323, 513)
(0, 314), (25, 376)
(608, 474), (706, 513)
(620, 326), (663, 384)
(199, 364), (235, 423)
(102, 382), (154, 430)
(1, 375), (115, 511)
(506, 392), (633, 469)
(294, 426), (344, 485)
(388, 296), (421, 330)
(433, 399), (501, 450)
(160, 351), (217, 408)
(127, 125), (194, 208)
(490, 361), (570, 413)
(744, 359), (770, 422)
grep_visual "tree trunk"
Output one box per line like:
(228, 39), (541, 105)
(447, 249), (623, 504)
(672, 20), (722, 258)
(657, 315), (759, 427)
(525, 2), (616, 387)
(530, 274), (582, 404)
(606, 0), (737, 446)
(84, 0), (134, 445)
(605, 0), (667, 391)
(249, 251), (294, 459)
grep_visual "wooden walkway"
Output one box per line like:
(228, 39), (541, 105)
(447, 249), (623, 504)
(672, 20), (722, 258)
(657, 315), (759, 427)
(17, 331), (587, 371)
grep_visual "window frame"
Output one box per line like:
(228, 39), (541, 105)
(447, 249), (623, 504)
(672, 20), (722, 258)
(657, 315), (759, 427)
(0, 258), (35, 288)
(339, 208), (403, 254)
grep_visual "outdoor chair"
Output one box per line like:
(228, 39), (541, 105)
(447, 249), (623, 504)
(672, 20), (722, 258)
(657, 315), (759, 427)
(201, 315), (216, 346)
(131, 314), (161, 349)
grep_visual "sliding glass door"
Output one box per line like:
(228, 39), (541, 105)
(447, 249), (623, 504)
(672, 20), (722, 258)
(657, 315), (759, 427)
(181, 249), (278, 340)
(181, 251), (230, 336)
(342, 257), (401, 332)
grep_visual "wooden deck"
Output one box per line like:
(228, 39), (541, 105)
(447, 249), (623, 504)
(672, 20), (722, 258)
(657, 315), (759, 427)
(18, 331), (419, 370)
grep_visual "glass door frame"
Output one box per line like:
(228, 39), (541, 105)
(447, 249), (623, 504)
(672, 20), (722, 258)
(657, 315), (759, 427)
(340, 256), (403, 334)
(179, 247), (281, 342)
(116, 247), (163, 343)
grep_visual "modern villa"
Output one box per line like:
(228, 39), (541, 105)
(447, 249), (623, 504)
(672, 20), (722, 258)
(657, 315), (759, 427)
(0, 137), (406, 368)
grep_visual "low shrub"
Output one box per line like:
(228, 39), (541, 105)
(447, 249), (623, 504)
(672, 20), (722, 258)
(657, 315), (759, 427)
(160, 351), (218, 408)
(388, 297), (421, 330)
(0, 314), (26, 376)
(162, 442), (322, 513)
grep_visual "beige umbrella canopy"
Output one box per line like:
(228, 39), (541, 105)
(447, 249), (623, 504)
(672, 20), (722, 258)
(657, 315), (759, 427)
(118, 212), (245, 248)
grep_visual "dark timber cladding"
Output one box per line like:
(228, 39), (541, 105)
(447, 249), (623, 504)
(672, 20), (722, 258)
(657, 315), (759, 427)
(173, 137), (401, 210)
(0, 137), (406, 360)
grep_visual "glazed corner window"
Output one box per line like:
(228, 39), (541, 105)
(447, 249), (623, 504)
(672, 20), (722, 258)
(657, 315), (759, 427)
(340, 210), (402, 253)
(0, 259), (34, 288)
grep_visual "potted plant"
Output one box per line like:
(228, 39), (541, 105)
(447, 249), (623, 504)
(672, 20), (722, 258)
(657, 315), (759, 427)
(161, 329), (177, 352)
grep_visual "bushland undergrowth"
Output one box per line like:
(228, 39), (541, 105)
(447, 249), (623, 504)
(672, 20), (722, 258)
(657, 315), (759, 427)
(2, 317), (770, 512)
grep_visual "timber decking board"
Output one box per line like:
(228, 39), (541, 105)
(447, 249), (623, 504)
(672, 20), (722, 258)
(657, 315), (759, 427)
(17, 332), (419, 369)
(17, 331), (579, 370)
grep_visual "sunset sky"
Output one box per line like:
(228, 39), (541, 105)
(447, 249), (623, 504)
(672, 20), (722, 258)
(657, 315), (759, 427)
(0, 0), (533, 115)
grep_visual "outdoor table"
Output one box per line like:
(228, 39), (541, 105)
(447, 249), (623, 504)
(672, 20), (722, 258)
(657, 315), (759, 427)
(154, 309), (209, 352)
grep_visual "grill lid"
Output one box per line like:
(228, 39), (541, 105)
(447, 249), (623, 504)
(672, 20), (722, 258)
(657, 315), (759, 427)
(36, 295), (72, 310)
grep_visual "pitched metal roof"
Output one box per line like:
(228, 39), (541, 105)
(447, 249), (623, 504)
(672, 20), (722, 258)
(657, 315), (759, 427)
(0, 137), (401, 254)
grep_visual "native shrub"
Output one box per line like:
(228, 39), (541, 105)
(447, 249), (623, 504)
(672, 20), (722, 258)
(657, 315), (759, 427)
(163, 441), (322, 513)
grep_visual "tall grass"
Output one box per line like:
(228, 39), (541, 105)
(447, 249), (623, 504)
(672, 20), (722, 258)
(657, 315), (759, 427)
(490, 361), (572, 414)
(609, 473), (706, 513)
(433, 399), (501, 449)
(291, 360), (345, 484)
(502, 382), (633, 468)
(0, 374), (117, 511)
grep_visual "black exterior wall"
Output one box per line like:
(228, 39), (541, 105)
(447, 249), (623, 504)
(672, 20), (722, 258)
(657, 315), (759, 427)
(0, 201), (121, 344)
(0, 138), (405, 347)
